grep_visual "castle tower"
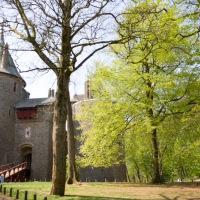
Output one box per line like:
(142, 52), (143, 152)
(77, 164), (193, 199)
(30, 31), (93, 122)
(0, 25), (53, 181)
(0, 25), (28, 165)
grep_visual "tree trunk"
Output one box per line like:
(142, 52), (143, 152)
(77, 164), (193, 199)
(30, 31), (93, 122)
(134, 159), (141, 182)
(144, 63), (163, 184)
(66, 78), (77, 184)
(51, 74), (68, 196)
(151, 128), (163, 184)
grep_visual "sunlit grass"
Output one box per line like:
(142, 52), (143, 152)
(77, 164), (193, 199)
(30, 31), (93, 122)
(1, 181), (200, 200)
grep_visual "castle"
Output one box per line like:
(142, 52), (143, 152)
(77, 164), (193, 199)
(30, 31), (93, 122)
(0, 28), (127, 182)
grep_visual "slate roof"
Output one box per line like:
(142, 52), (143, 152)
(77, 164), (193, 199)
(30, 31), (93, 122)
(0, 26), (25, 85)
(0, 51), (23, 78)
(15, 98), (55, 108)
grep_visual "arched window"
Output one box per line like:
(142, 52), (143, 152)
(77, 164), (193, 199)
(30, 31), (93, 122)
(25, 127), (31, 138)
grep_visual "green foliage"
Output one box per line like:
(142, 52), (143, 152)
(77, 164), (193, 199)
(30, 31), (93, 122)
(77, 0), (200, 182)
(78, 97), (127, 167)
(159, 108), (200, 181)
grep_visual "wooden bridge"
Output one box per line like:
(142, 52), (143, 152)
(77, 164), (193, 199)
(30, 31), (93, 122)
(0, 162), (27, 182)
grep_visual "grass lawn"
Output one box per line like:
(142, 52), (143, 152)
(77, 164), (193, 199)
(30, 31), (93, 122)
(0, 182), (200, 200)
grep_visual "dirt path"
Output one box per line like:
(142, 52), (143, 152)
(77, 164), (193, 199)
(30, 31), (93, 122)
(0, 194), (13, 200)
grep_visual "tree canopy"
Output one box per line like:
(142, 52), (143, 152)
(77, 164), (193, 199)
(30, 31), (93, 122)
(78, 0), (200, 183)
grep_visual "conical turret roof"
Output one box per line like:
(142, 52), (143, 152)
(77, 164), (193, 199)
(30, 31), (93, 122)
(0, 25), (26, 86)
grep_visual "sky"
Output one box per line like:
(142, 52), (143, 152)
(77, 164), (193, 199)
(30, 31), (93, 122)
(7, 34), (112, 99)
(6, 38), (88, 98)
(16, 49), (109, 99)
(19, 59), (88, 99)
(2, 30), (113, 99)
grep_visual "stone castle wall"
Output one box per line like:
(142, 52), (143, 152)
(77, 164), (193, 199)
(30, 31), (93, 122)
(14, 105), (53, 181)
(0, 73), (26, 165)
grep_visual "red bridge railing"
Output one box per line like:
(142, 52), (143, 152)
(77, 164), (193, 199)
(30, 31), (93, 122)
(0, 163), (13, 172)
(0, 162), (27, 181)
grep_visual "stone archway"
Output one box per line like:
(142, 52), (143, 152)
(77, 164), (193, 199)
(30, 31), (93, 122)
(20, 144), (32, 180)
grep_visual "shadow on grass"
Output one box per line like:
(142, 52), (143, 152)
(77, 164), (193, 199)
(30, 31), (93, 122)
(64, 195), (134, 200)
(159, 194), (180, 200)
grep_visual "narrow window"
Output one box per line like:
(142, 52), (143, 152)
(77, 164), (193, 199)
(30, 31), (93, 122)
(14, 82), (17, 92)
(25, 127), (31, 138)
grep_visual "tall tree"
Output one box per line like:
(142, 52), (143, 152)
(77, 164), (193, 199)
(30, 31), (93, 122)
(79, 0), (200, 184)
(0, 0), (125, 195)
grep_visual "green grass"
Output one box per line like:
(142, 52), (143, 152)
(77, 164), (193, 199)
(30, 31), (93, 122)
(0, 182), (132, 200)
(1, 181), (200, 200)
(1, 182), (52, 200)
